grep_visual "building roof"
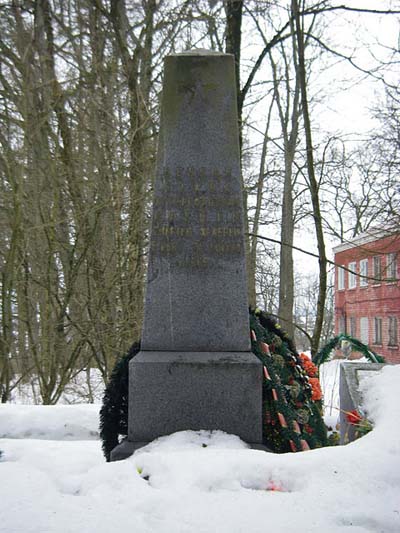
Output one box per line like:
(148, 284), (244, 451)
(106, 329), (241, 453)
(333, 227), (400, 254)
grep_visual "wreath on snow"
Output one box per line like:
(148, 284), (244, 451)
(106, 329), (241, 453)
(100, 309), (327, 461)
(313, 333), (385, 367)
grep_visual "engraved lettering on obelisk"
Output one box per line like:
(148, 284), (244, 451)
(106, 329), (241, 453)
(151, 167), (244, 270)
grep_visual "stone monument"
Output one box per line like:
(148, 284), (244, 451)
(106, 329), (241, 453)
(339, 362), (385, 444)
(111, 50), (263, 461)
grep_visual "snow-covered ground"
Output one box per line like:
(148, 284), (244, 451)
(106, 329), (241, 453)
(1, 364), (400, 533)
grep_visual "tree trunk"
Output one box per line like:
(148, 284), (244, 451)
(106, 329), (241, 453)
(224, 1), (256, 305)
(269, 37), (301, 340)
(109, 0), (157, 343)
(292, 0), (327, 357)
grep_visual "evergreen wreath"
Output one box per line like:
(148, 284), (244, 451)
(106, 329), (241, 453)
(313, 333), (385, 367)
(99, 342), (140, 461)
(100, 311), (327, 461)
(250, 309), (327, 453)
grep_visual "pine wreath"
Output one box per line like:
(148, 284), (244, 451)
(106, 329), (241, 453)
(99, 342), (140, 461)
(250, 309), (327, 453)
(313, 333), (385, 367)
(100, 311), (327, 460)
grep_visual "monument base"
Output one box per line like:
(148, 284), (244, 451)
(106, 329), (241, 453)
(129, 350), (263, 442)
(110, 438), (271, 462)
(109, 350), (265, 461)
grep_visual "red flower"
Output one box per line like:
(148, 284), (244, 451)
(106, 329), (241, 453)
(309, 377), (322, 401)
(299, 353), (318, 377)
(346, 409), (363, 425)
(266, 480), (283, 491)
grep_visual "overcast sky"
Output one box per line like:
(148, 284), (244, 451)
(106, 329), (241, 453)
(318, 1), (399, 138)
(243, 2), (399, 277)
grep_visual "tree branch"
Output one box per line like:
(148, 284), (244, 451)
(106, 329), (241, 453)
(247, 233), (399, 283)
(304, 4), (400, 16)
(239, 20), (291, 111)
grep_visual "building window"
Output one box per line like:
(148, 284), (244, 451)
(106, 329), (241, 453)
(337, 266), (345, 290)
(338, 316), (346, 334)
(348, 261), (357, 289)
(387, 253), (397, 281)
(388, 317), (398, 346)
(349, 317), (356, 337)
(374, 317), (382, 345)
(360, 259), (368, 287)
(373, 256), (381, 282)
(360, 317), (369, 345)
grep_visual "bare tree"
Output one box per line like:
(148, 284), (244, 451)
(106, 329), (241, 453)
(0, 0), (186, 401)
(291, 0), (328, 356)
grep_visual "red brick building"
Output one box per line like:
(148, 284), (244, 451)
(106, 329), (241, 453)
(334, 229), (400, 364)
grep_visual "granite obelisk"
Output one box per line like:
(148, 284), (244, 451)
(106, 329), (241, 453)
(111, 50), (263, 460)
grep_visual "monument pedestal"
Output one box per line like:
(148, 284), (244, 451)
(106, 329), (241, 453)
(111, 351), (264, 461)
(129, 351), (263, 442)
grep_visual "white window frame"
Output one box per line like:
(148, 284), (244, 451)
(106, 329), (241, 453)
(360, 259), (368, 287)
(337, 266), (345, 290)
(387, 253), (397, 281)
(348, 261), (357, 289)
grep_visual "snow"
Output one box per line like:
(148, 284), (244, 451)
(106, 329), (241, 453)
(1, 365), (400, 533)
(0, 404), (100, 440)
